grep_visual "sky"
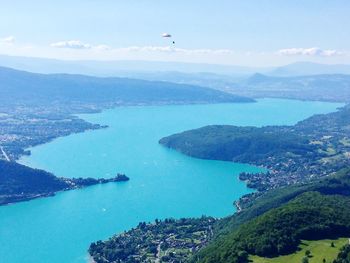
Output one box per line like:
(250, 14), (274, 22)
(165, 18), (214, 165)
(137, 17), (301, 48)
(0, 0), (349, 67)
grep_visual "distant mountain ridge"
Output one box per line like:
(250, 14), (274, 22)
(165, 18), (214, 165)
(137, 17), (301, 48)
(2, 55), (350, 104)
(0, 54), (269, 76)
(2, 55), (350, 77)
(271, 61), (350, 76)
(230, 73), (350, 102)
(0, 66), (253, 105)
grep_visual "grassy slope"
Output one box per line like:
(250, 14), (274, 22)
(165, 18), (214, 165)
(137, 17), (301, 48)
(250, 238), (348, 263)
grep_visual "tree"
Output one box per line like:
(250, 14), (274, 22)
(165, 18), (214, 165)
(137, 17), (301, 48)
(305, 250), (311, 257)
(302, 256), (309, 263)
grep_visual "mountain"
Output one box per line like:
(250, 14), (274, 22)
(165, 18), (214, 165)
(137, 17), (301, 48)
(0, 54), (270, 76)
(0, 66), (254, 106)
(229, 73), (350, 102)
(270, 62), (350, 76)
(2, 55), (350, 78)
(3, 56), (350, 102)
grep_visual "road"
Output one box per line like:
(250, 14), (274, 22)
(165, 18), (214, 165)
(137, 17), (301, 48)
(0, 146), (10, 161)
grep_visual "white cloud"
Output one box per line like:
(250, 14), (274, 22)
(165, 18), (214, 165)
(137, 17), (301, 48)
(49, 37), (237, 55)
(50, 40), (112, 51)
(0, 36), (15, 44)
(116, 46), (235, 55)
(94, 44), (111, 51)
(277, 47), (342, 57)
(51, 40), (92, 49)
(50, 43), (236, 55)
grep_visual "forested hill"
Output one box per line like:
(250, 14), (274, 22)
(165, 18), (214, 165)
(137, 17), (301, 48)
(193, 192), (350, 263)
(0, 66), (253, 105)
(0, 160), (129, 205)
(0, 160), (69, 205)
(190, 168), (350, 263)
(160, 105), (350, 192)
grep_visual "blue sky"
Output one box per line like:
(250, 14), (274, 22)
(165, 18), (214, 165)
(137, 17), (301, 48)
(0, 0), (349, 66)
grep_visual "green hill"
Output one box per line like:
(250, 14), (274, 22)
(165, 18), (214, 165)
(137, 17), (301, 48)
(0, 160), (129, 205)
(0, 160), (69, 205)
(160, 105), (350, 192)
(191, 169), (350, 263)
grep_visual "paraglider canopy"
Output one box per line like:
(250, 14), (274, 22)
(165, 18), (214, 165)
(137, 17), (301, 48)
(162, 33), (172, 38)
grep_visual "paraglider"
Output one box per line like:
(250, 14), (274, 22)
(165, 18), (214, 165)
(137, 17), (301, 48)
(162, 33), (172, 38)
(162, 33), (175, 45)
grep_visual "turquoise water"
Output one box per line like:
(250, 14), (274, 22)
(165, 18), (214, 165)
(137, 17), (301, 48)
(0, 99), (344, 263)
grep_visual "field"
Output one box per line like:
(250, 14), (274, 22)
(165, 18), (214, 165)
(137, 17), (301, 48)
(250, 238), (349, 263)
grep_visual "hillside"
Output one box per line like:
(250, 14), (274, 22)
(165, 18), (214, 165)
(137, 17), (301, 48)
(215, 168), (350, 236)
(208, 193), (350, 259)
(0, 160), (68, 204)
(0, 66), (253, 106)
(0, 160), (129, 205)
(89, 217), (216, 263)
(4, 56), (350, 104)
(334, 244), (350, 262)
(160, 105), (350, 192)
(229, 73), (350, 102)
(250, 238), (348, 263)
(191, 169), (350, 263)
(270, 62), (350, 76)
(0, 55), (270, 76)
(160, 125), (310, 163)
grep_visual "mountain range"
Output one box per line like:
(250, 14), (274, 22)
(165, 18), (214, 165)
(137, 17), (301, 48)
(0, 66), (252, 106)
(1, 54), (350, 77)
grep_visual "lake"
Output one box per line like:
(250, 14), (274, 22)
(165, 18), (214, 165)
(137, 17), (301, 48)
(0, 99), (344, 263)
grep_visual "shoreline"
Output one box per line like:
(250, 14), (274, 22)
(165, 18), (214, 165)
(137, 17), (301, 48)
(11, 99), (257, 163)
(0, 173), (130, 207)
(11, 98), (344, 163)
(12, 98), (341, 210)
